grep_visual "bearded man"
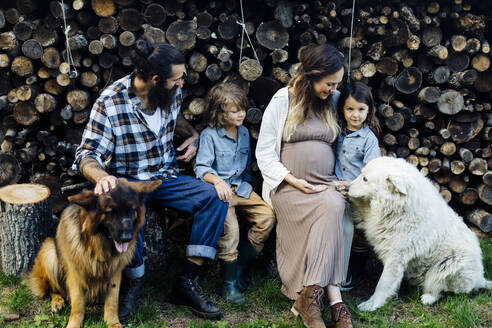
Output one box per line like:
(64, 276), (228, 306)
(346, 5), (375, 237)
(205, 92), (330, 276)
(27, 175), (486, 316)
(72, 37), (229, 321)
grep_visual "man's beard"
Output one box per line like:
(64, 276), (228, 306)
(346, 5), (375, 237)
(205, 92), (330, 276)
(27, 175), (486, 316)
(148, 82), (178, 111)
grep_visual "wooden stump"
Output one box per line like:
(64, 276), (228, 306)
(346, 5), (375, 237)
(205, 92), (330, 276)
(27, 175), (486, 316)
(0, 184), (53, 275)
(142, 203), (167, 272)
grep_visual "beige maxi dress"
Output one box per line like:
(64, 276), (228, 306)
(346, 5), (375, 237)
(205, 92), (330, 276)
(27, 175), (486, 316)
(271, 114), (346, 300)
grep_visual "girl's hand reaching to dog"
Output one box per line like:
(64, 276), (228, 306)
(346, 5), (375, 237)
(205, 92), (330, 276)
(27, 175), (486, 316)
(334, 180), (350, 196)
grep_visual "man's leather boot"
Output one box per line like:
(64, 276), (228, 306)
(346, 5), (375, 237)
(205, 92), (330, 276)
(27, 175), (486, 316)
(331, 302), (354, 328)
(118, 276), (144, 323)
(291, 285), (326, 328)
(170, 275), (222, 319)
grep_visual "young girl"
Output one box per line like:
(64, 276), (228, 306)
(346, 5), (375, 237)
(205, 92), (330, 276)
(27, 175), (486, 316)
(194, 82), (276, 303)
(335, 82), (381, 291)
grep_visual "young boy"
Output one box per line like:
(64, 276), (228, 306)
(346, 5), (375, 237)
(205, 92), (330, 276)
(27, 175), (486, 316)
(194, 82), (276, 303)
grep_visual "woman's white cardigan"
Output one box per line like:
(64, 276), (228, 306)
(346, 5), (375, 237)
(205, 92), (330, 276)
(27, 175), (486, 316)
(255, 87), (340, 207)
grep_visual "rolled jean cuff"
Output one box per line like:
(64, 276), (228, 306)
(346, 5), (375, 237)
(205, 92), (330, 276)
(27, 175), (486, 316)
(186, 245), (216, 260)
(124, 263), (145, 278)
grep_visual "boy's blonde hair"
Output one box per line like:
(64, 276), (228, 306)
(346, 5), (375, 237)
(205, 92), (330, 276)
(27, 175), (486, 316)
(205, 82), (248, 128)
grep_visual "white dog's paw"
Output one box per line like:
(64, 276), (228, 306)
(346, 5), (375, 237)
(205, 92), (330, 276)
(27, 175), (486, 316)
(421, 293), (438, 305)
(358, 298), (383, 312)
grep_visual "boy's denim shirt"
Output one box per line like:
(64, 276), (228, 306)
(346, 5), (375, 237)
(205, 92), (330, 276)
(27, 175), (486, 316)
(335, 126), (380, 182)
(194, 125), (252, 198)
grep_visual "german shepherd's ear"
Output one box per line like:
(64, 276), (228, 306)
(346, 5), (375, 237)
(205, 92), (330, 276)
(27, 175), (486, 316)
(68, 189), (98, 209)
(126, 180), (162, 195)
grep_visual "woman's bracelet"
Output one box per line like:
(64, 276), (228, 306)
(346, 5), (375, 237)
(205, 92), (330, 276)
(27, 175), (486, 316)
(214, 180), (225, 186)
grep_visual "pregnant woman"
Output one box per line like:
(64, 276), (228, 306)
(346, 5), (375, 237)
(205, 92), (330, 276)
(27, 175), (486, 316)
(256, 44), (353, 328)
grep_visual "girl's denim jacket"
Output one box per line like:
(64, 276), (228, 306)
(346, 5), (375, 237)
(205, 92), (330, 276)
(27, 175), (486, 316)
(335, 126), (380, 182)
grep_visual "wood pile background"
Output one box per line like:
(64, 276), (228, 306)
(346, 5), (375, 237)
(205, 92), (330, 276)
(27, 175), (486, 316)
(0, 0), (491, 234)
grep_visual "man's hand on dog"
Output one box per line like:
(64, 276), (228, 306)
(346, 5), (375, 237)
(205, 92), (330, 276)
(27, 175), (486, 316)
(95, 175), (117, 195)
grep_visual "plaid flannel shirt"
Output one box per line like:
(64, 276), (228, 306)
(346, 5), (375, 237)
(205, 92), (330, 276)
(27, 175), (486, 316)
(72, 73), (182, 180)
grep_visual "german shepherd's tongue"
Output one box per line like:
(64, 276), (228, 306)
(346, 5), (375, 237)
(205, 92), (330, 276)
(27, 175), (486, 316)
(114, 241), (129, 253)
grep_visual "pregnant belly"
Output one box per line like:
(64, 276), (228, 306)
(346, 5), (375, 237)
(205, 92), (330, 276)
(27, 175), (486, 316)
(280, 140), (336, 183)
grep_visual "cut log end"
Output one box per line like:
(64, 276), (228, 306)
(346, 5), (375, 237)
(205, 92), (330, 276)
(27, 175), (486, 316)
(239, 59), (263, 82)
(466, 209), (492, 232)
(256, 21), (289, 50)
(395, 67), (422, 94)
(0, 183), (51, 205)
(166, 20), (197, 52)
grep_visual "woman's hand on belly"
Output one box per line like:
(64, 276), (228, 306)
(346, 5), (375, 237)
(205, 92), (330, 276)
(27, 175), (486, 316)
(312, 184), (330, 192)
(285, 174), (328, 194)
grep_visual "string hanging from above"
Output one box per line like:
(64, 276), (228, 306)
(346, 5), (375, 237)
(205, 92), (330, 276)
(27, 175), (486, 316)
(59, 0), (78, 79)
(236, 0), (260, 66)
(347, 0), (357, 84)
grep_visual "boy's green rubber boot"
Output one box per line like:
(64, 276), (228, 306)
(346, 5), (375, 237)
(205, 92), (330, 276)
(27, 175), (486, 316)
(236, 240), (260, 291)
(221, 260), (245, 303)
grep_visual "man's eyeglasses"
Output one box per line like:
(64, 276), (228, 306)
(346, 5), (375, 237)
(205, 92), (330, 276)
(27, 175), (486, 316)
(171, 67), (188, 83)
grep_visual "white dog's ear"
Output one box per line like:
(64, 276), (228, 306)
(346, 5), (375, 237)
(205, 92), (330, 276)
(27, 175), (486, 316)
(386, 175), (408, 195)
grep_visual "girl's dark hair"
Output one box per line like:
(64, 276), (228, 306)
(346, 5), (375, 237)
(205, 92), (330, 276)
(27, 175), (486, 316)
(338, 82), (381, 137)
(130, 36), (185, 82)
(205, 82), (248, 128)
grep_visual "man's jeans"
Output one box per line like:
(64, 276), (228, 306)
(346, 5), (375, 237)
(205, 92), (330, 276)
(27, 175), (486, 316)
(124, 175), (229, 278)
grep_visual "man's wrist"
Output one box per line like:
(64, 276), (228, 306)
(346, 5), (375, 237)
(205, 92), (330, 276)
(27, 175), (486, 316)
(96, 174), (113, 184)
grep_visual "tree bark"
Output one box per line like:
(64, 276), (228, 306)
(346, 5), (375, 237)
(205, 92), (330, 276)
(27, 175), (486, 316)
(142, 203), (167, 272)
(0, 154), (21, 187)
(0, 184), (53, 275)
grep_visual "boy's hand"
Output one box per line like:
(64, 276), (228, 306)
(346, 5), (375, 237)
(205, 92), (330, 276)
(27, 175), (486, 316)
(214, 180), (233, 202)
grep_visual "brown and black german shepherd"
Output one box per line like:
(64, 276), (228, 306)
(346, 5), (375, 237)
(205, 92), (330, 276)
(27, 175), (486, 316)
(29, 178), (161, 328)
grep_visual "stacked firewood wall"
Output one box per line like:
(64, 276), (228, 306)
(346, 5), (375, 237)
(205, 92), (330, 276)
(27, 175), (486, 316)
(0, 0), (490, 232)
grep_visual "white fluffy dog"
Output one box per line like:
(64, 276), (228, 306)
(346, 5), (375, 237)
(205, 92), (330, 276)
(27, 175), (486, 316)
(348, 157), (491, 312)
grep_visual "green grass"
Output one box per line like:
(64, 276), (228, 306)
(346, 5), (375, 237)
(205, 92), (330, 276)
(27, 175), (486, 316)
(1, 237), (491, 327)
(445, 295), (482, 328)
(481, 237), (492, 278)
(0, 271), (20, 287)
(248, 276), (291, 312)
(1, 284), (32, 313)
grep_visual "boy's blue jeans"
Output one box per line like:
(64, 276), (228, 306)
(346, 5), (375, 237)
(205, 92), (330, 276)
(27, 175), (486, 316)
(124, 174), (228, 278)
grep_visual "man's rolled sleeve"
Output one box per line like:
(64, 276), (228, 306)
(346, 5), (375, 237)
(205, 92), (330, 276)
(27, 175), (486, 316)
(194, 133), (218, 180)
(72, 100), (115, 174)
